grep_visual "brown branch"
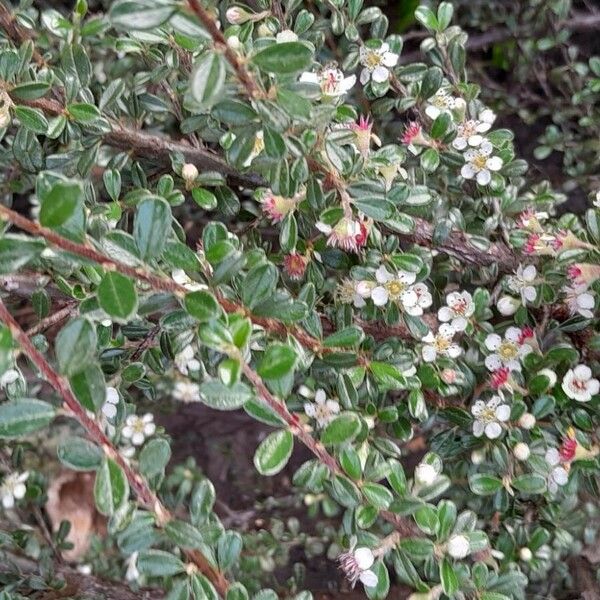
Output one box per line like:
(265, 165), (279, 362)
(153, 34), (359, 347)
(25, 302), (78, 337)
(0, 2), (45, 66)
(240, 361), (421, 536)
(0, 298), (230, 597)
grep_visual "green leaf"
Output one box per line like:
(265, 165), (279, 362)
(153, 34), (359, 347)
(110, 0), (176, 29)
(192, 188), (218, 210)
(190, 52), (226, 108)
(137, 550), (185, 577)
(323, 326), (364, 348)
(254, 429), (293, 476)
(242, 263), (279, 309)
(440, 558), (458, 596)
(469, 474), (503, 496)
(184, 290), (221, 322)
(252, 42), (313, 74)
(93, 457), (129, 516)
(39, 179), (82, 229)
(362, 482), (393, 509)
(199, 381), (252, 410)
(139, 438), (171, 478)
(321, 413), (361, 445)
(414, 5), (438, 31)
(0, 399), (55, 438)
(13, 106), (48, 134)
(133, 196), (172, 260)
(165, 519), (206, 549)
(67, 102), (101, 122)
(55, 318), (97, 377)
(257, 343), (297, 379)
(57, 436), (103, 471)
(511, 474), (546, 494)
(69, 364), (106, 412)
(0, 235), (45, 274)
(10, 82), (51, 101)
(97, 272), (138, 321)
(217, 531), (243, 569)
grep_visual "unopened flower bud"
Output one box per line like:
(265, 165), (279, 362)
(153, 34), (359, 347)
(497, 295), (520, 316)
(276, 29), (298, 43)
(471, 449), (485, 465)
(225, 6), (252, 24)
(181, 163), (198, 185)
(226, 35), (241, 50)
(414, 463), (437, 486)
(518, 413), (536, 430)
(447, 534), (470, 559)
(519, 547), (533, 562)
(440, 368), (457, 384)
(513, 442), (530, 461)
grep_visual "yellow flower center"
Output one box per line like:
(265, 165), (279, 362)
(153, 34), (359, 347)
(385, 279), (405, 299)
(132, 420), (145, 433)
(498, 342), (518, 360)
(472, 153), (488, 170)
(480, 407), (496, 423)
(273, 195), (296, 215)
(364, 50), (382, 69)
(434, 336), (451, 352)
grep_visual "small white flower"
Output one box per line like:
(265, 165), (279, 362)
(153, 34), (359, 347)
(497, 295), (520, 316)
(437, 291), (474, 331)
(122, 414), (156, 446)
(484, 327), (532, 372)
(174, 345), (200, 376)
(337, 279), (373, 308)
(447, 534), (470, 559)
(518, 413), (536, 430)
(471, 396), (510, 439)
(304, 389), (340, 428)
(460, 139), (503, 185)
(171, 269), (206, 292)
(424, 89), (457, 120)
(513, 442), (530, 461)
(102, 386), (120, 419)
(338, 545), (378, 589)
(173, 381), (201, 403)
(0, 471), (29, 509)
(371, 266), (426, 315)
(421, 324), (462, 363)
(452, 119), (492, 150)
(0, 369), (19, 388)
(300, 67), (356, 99)
(545, 448), (569, 493)
(276, 29), (298, 43)
(563, 284), (595, 318)
(507, 264), (537, 304)
(414, 463), (437, 486)
(359, 42), (399, 84)
(561, 364), (599, 402)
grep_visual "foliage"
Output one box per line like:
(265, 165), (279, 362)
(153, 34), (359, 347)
(0, 1), (599, 599)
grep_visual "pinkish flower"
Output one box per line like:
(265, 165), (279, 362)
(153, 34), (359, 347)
(440, 368), (457, 384)
(317, 216), (370, 253)
(518, 326), (535, 345)
(261, 191), (298, 223)
(490, 367), (510, 390)
(516, 209), (547, 232)
(284, 252), (308, 280)
(352, 115), (378, 157)
(567, 263), (600, 286)
(401, 121), (425, 145)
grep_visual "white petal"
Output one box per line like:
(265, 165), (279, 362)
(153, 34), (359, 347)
(300, 72), (319, 84)
(471, 400), (485, 416)
(382, 51), (398, 67)
(122, 426), (133, 438)
(354, 548), (375, 569)
(425, 105), (440, 120)
(451, 317), (468, 332)
(486, 156), (503, 171)
(304, 402), (316, 417)
(340, 75), (356, 92)
(375, 265), (392, 283)
(524, 286), (537, 302)
(131, 432), (145, 446)
(476, 169), (492, 185)
(545, 448), (560, 466)
(400, 290), (418, 308)
(505, 327), (522, 343)
(588, 379), (600, 396)
(552, 467), (568, 485)
(446, 344), (462, 358)
(577, 293), (595, 310)
(102, 403), (118, 419)
(315, 389), (327, 404)
(468, 134), (483, 147)
(13, 483), (26, 499)
(360, 570), (378, 588)
(485, 422), (502, 439)
(372, 66), (390, 83)
(438, 324), (456, 339)
(421, 345), (437, 362)
(326, 400), (340, 414)
(522, 265), (537, 281)
(2, 495), (15, 509)
(472, 420), (485, 437)
(495, 404), (511, 422)
(452, 137), (467, 150)
(461, 164), (476, 179)
(360, 69), (370, 85)
(485, 334), (502, 351)
(371, 286), (389, 306)
(144, 423), (156, 436)
(574, 365), (591, 380)
(485, 354), (502, 371)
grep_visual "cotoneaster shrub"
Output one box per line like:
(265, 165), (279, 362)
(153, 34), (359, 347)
(0, 1), (599, 599)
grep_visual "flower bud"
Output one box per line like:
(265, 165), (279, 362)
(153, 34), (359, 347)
(414, 463), (437, 486)
(537, 368), (557, 388)
(447, 534), (470, 559)
(513, 442), (530, 461)
(518, 412), (536, 430)
(226, 35), (241, 50)
(225, 6), (252, 24)
(440, 368), (457, 384)
(497, 295), (520, 316)
(181, 163), (198, 183)
(276, 29), (298, 43)
(519, 547), (533, 562)
(471, 449), (485, 465)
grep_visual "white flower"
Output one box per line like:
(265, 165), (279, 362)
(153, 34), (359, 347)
(513, 442), (530, 461)
(437, 291), (474, 331)
(424, 89), (457, 120)
(338, 546), (378, 589)
(174, 345), (200, 376)
(507, 264), (537, 304)
(561, 364), (599, 402)
(122, 414), (156, 446)
(518, 413), (536, 430)
(359, 42), (399, 84)
(460, 139), (503, 185)
(484, 327), (532, 372)
(171, 269), (206, 292)
(421, 324), (462, 363)
(371, 266), (424, 314)
(452, 119), (492, 150)
(414, 463), (437, 486)
(563, 284), (595, 318)
(276, 29), (298, 43)
(545, 448), (569, 493)
(447, 534), (470, 559)
(102, 386), (120, 419)
(0, 369), (19, 388)
(497, 295), (520, 316)
(173, 381), (201, 403)
(304, 389), (340, 428)
(0, 471), (29, 509)
(337, 279), (373, 308)
(471, 396), (510, 439)
(300, 67), (356, 99)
